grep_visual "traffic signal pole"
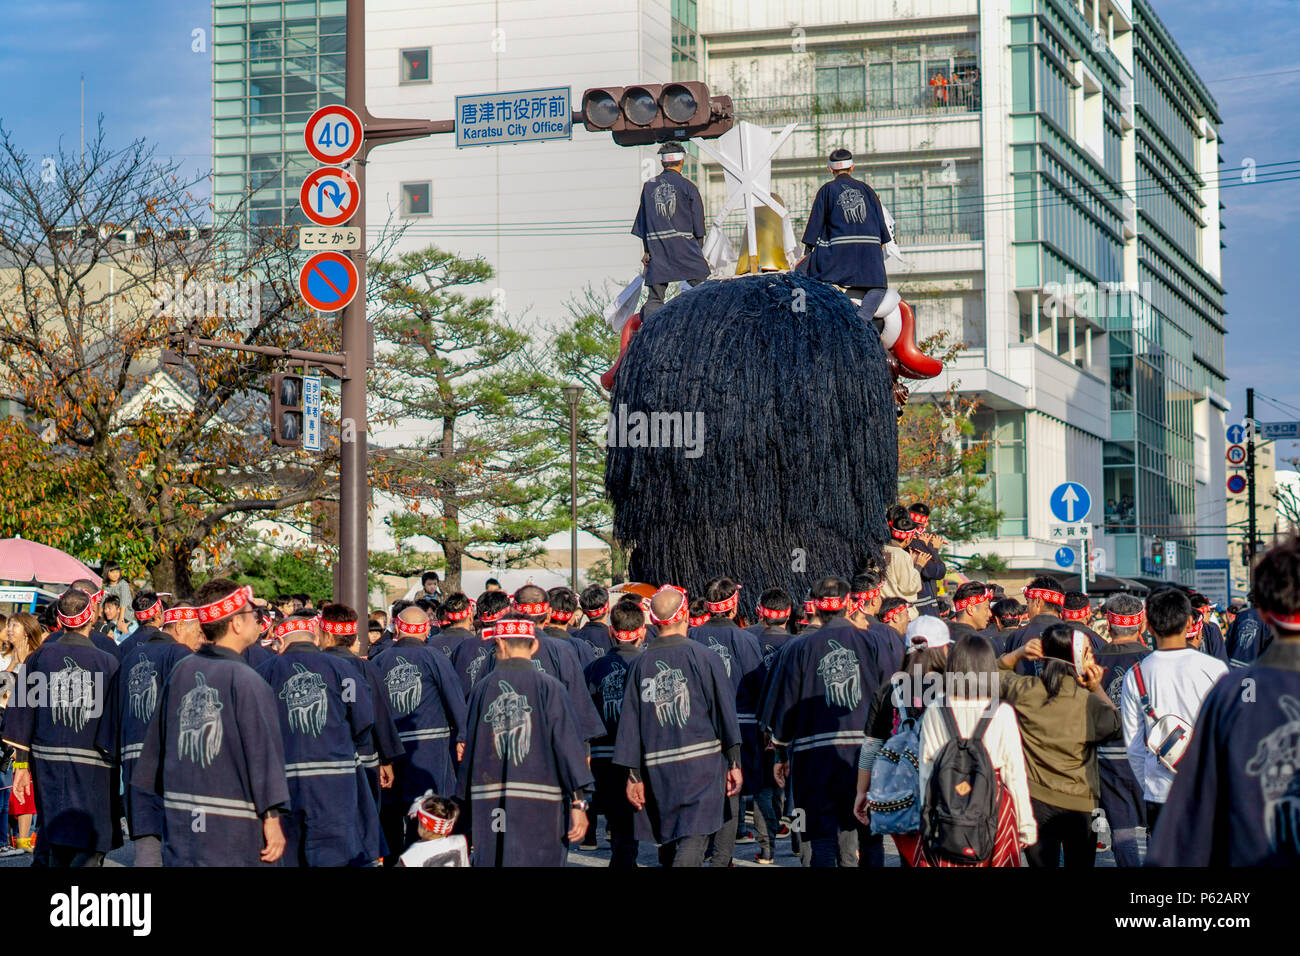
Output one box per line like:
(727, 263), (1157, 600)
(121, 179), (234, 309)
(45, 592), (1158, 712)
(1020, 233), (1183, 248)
(1247, 387), (1257, 566)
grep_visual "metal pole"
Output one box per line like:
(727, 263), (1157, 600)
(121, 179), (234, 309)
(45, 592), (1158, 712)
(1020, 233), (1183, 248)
(1247, 387), (1257, 568)
(342, 0), (369, 649)
(569, 393), (579, 592)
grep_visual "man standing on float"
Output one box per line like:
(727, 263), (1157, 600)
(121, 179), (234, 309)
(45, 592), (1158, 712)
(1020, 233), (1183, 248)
(632, 142), (711, 319)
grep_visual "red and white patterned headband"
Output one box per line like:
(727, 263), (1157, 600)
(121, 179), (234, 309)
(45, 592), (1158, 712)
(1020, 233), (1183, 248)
(584, 604), (608, 617)
(889, 525), (914, 541)
(1263, 609), (1300, 633)
(135, 598), (163, 622)
(444, 606), (472, 623)
(322, 619), (358, 637)
(688, 613), (710, 627)
(757, 605), (790, 621)
(649, 585), (689, 625)
(479, 626), (496, 640)
(909, 512), (929, 528)
(416, 804), (457, 836)
(814, 595), (847, 611)
(276, 617), (319, 640)
(1023, 587), (1065, 605)
(479, 607), (509, 624)
(1062, 606), (1090, 621)
(196, 586), (255, 625)
(881, 603), (909, 624)
(1187, 618), (1204, 638)
(57, 598), (97, 630)
(1106, 611), (1144, 628)
(494, 619), (536, 638)
(394, 616), (430, 637)
(512, 599), (549, 616)
(803, 600), (815, 614)
(613, 626), (643, 642)
(549, 609), (574, 624)
(164, 605), (198, 626)
(954, 592), (989, 612)
(705, 587), (741, 615)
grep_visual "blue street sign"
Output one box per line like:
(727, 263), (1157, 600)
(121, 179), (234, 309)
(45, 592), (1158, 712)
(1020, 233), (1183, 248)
(303, 375), (322, 452)
(1055, 547), (1075, 569)
(1259, 421), (1300, 441)
(1226, 423), (1246, 444)
(455, 86), (572, 148)
(1049, 482), (1092, 523)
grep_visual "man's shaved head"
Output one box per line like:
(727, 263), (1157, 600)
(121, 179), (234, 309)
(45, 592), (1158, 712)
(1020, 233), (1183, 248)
(650, 588), (686, 630)
(398, 605), (429, 628)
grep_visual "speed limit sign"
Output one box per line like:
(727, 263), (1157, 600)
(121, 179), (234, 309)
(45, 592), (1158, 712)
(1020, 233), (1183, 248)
(1226, 444), (1247, 466)
(304, 105), (363, 165)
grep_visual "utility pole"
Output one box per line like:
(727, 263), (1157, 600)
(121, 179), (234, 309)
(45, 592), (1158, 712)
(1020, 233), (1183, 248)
(1247, 386), (1258, 567)
(563, 385), (582, 591)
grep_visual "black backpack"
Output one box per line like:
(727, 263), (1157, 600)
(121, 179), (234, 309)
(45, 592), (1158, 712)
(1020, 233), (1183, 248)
(921, 705), (998, 864)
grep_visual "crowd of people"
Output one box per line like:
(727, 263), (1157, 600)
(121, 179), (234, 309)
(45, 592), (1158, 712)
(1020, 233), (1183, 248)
(1, 502), (1297, 867)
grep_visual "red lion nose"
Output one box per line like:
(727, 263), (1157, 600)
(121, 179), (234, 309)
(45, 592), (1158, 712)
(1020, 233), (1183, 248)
(600, 314), (643, 391)
(890, 300), (942, 379)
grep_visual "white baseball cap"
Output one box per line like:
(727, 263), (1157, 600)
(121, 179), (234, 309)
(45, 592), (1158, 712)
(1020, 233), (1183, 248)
(906, 615), (951, 649)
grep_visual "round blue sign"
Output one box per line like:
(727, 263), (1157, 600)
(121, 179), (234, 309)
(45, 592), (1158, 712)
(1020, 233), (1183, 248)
(1055, 547), (1075, 569)
(1226, 424), (1246, 445)
(1050, 482), (1092, 523)
(1227, 474), (1247, 494)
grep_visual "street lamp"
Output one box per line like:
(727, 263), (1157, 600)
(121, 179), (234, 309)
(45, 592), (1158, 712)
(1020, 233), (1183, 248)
(562, 385), (583, 592)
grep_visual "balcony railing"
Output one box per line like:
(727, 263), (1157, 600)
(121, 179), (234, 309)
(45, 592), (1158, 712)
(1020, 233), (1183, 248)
(732, 89), (980, 127)
(718, 210), (983, 250)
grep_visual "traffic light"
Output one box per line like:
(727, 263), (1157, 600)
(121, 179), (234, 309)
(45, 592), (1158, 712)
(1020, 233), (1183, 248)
(1151, 539), (1165, 567)
(271, 372), (304, 448)
(579, 82), (734, 146)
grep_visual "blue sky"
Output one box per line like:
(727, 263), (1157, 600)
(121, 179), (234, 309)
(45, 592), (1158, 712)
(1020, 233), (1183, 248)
(0, 0), (1296, 459)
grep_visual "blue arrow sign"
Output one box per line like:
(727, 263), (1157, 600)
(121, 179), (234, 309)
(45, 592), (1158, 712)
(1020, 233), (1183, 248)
(1226, 423), (1245, 444)
(1055, 546), (1075, 569)
(1050, 482), (1092, 523)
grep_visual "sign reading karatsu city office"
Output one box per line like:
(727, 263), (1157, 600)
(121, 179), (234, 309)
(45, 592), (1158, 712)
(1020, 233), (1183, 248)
(455, 87), (572, 148)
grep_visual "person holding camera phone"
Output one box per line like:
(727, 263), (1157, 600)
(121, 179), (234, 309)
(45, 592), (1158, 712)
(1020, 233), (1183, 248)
(1120, 588), (1227, 839)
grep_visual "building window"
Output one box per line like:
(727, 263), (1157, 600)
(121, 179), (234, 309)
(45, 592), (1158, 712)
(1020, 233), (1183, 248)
(401, 182), (432, 217)
(400, 47), (431, 84)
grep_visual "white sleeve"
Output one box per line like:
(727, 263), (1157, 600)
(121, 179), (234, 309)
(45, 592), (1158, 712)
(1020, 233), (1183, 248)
(991, 703), (1036, 846)
(917, 707), (945, 808)
(1121, 668), (1146, 786)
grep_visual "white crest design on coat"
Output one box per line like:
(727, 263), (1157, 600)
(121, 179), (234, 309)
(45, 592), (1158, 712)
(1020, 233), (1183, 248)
(706, 636), (732, 677)
(641, 660), (690, 728)
(484, 680), (533, 766)
(600, 661), (628, 722)
(385, 656), (422, 714)
(50, 656), (95, 731)
(1106, 668), (1127, 708)
(762, 643), (779, 670)
(466, 647), (491, 686)
(817, 639), (861, 709)
(837, 187), (868, 224)
(280, 662), (328, 737)
(653, 181), (678, 219)
(1245, 694), (1300, 852)
(127, 652), (160, 723)
(178, 672), (223, 768)
(588, 642), (606, 659)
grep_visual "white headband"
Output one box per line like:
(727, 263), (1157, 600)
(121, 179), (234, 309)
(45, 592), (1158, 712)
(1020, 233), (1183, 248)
(829, 159), (853, 170)
(660, 150), (686, 163)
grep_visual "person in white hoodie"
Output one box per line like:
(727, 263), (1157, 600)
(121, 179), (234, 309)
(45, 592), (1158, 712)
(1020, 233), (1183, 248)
(917, 626), (1036, 865)
(1121, 588), (1227, 839)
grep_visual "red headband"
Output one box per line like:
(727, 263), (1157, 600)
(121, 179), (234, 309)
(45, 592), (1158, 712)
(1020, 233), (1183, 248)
(1187, 617), (1204, 638)
(757, 605), (790, 621)
(803, 600), (815, 614)
(549, 609), (574, 624)
(479, 607), (509, 624)
(814, 595), (847, 611)
(1023, 587), (1065, 605)
(584, 604), (608, 618)
(649, 585), (689, 625)
(954, 592), (990, 612)
(909, 513), (929, 528)
(889, 525), (914, 541)
(395, 616), (430, 637)
(444, 607), (472, 623)
(276, 617), (319, 640)
(512, 600), (549, 616)
(1263, 609), (1300, 633)
(494, 619), (536, 638)
(196, 586), (255, 625)
(881, 603), (909, 624)
(416, 805), (457, 836)
(1106, 611), (1143, 628)
(322, 619), (358, 637)
(613, 627), (643, 642)
(688, 613), (710, 627)
(164, 606), (198, 626)
(1062, 606), (1090, 621)
(135, 598), (163, 622)
(479, 626), (496, 640)
(705, 588), (741, 615)
(260, 613), (275, 633)
(57, 599), (97, 630)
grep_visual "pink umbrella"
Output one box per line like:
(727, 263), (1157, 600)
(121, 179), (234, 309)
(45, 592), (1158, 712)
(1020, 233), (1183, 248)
(0, 538), (101, 587)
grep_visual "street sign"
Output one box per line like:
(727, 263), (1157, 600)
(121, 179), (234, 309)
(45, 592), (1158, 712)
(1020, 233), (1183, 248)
(1049, 523), (1092, 540)
(1227, 474), (1247, 494)
(304, 105), (363, 165)
(298, 251), (359, 313)
(1049, 482), (1092, 523)
(302, 374), (323, 452)
(1054, 547), (1075, 569)
(1259, 421), (1300, 441)
(300, 167), (361, 227)
(1226, 444), (1247, 466)
(455, 86), (572, 148)
(298, 226), (361, 251)
(1226, 423), (1246, 445)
